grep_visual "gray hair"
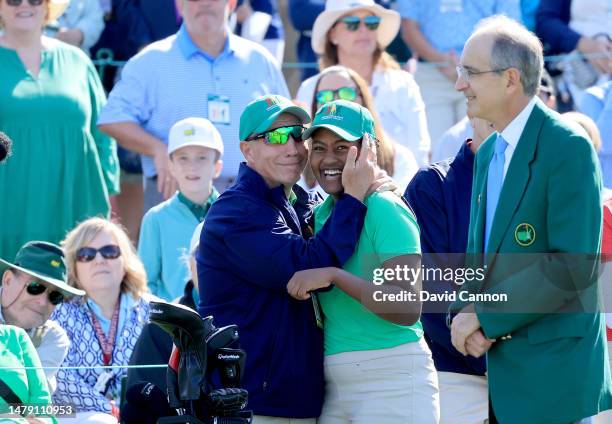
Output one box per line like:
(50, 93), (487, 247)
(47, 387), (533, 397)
(473, 15), (544, 96)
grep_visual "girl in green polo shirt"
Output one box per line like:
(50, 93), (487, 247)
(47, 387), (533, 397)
(287, 100), (439, 423)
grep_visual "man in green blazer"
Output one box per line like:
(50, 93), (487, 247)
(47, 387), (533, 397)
(449, 15), (612, 423)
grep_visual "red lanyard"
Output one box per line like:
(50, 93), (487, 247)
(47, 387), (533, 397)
(87, 300), (120, 366)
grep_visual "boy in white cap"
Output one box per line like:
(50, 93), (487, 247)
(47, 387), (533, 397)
(138, 118), (223, 301)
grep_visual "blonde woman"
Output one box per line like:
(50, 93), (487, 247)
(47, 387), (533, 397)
(52, 218), (152, 424)
(295, 0), (430, 166)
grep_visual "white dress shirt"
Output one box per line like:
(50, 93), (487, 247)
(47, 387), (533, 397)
(499, 96), (538, 180)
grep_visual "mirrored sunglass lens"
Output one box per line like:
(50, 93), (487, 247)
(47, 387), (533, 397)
(26, 282), (46, 295)
(316, 90), (334, 105)
(364, 16), (381, 29)
(337, 87), (357, 101)
(6, 0), (22, 5)
(99, 245), (121, 259)
(290, 126), (304, 141)
(49, 291), (64, 305)
(76, 247), (96, 262)
(341, 16), (360, 30)
(266, 129), (290, 144)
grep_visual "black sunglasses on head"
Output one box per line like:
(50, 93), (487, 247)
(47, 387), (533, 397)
(6, 0), (44, 6)
(26, 281), (64, 305)
(76, 245), (122, 263)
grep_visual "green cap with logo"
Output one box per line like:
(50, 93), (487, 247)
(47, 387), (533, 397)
(0, 241), (85, 296)
(239, 95), (311, 141)
(302, 100), (376, 142)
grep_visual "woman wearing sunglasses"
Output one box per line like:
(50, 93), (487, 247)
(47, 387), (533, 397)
(51, 218), (151, 424)
(295, 0), (431, 167)
(287, 100), (439, 424)
(0, 0), (119, 262)
(304, 65), (419, 191)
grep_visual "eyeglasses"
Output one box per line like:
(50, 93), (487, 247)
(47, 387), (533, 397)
(316, 87), (358, 107)
(5, 0), (44, 6)
(245, 125), (305, 145)
(456, 65), (510, 82)
(26, 281), (64, 305)
(339, 15), (381, 31)
(76, 245), (122, 262)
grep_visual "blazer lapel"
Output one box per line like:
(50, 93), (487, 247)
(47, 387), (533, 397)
(486, 102), (546, 257)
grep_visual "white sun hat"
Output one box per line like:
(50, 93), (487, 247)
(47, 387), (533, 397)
(48, 0), (70, 22)
(311, 0), (401, 55)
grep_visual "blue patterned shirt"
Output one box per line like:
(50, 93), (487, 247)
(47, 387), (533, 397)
(51, 294), (153, 414)
(98, 25), (289, 179)
(396, 0), (521, 55)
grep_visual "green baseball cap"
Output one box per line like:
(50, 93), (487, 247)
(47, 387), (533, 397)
(302, 100), (376, 142)
(0, 241), (85, 296)
(239, 95), (311, 141)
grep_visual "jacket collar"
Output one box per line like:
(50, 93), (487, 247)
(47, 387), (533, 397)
(234, 162), (291, 206)
(454, 139), (475, 171)
(176, 24), (233, 61)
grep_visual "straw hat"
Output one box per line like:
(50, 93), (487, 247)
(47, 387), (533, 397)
(311, 0), (400, 55)
(47, 0), (70, 23)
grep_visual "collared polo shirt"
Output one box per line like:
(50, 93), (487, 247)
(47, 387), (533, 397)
(98, 25), (289, 179)
(177, 189), (218, 222)
(138, 189), (218, 300)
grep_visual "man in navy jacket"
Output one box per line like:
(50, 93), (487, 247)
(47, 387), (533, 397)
(405, 117), (492, 424)
(197, 95), (376, 422)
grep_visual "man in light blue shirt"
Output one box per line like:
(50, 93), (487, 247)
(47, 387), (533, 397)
(398, 0), (521, 147)
(580, 81), (612, 190)
(98, 0), (289, 212)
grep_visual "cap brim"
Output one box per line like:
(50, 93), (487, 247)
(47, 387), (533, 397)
(311, 5), (400, 55)
(168, 141), (223, 157)
(302, 123), (361, 142)
(47, 0), (69, 22)
(0, 258), (85, 296)
(252, 105), (311, 136)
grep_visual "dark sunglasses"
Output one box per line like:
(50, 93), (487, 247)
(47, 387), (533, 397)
(26, 281), (64, 305)
(245, 125), (305, 145)
(5, 0), (44, 6)
(316, 87), (358, 107)
(76, 245), (122, 263)
(339, 15), (381, 31)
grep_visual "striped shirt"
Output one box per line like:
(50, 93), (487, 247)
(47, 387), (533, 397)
(98, 24), (289, 178)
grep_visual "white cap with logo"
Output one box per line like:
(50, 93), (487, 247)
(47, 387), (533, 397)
(168, 118), (224, 157)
